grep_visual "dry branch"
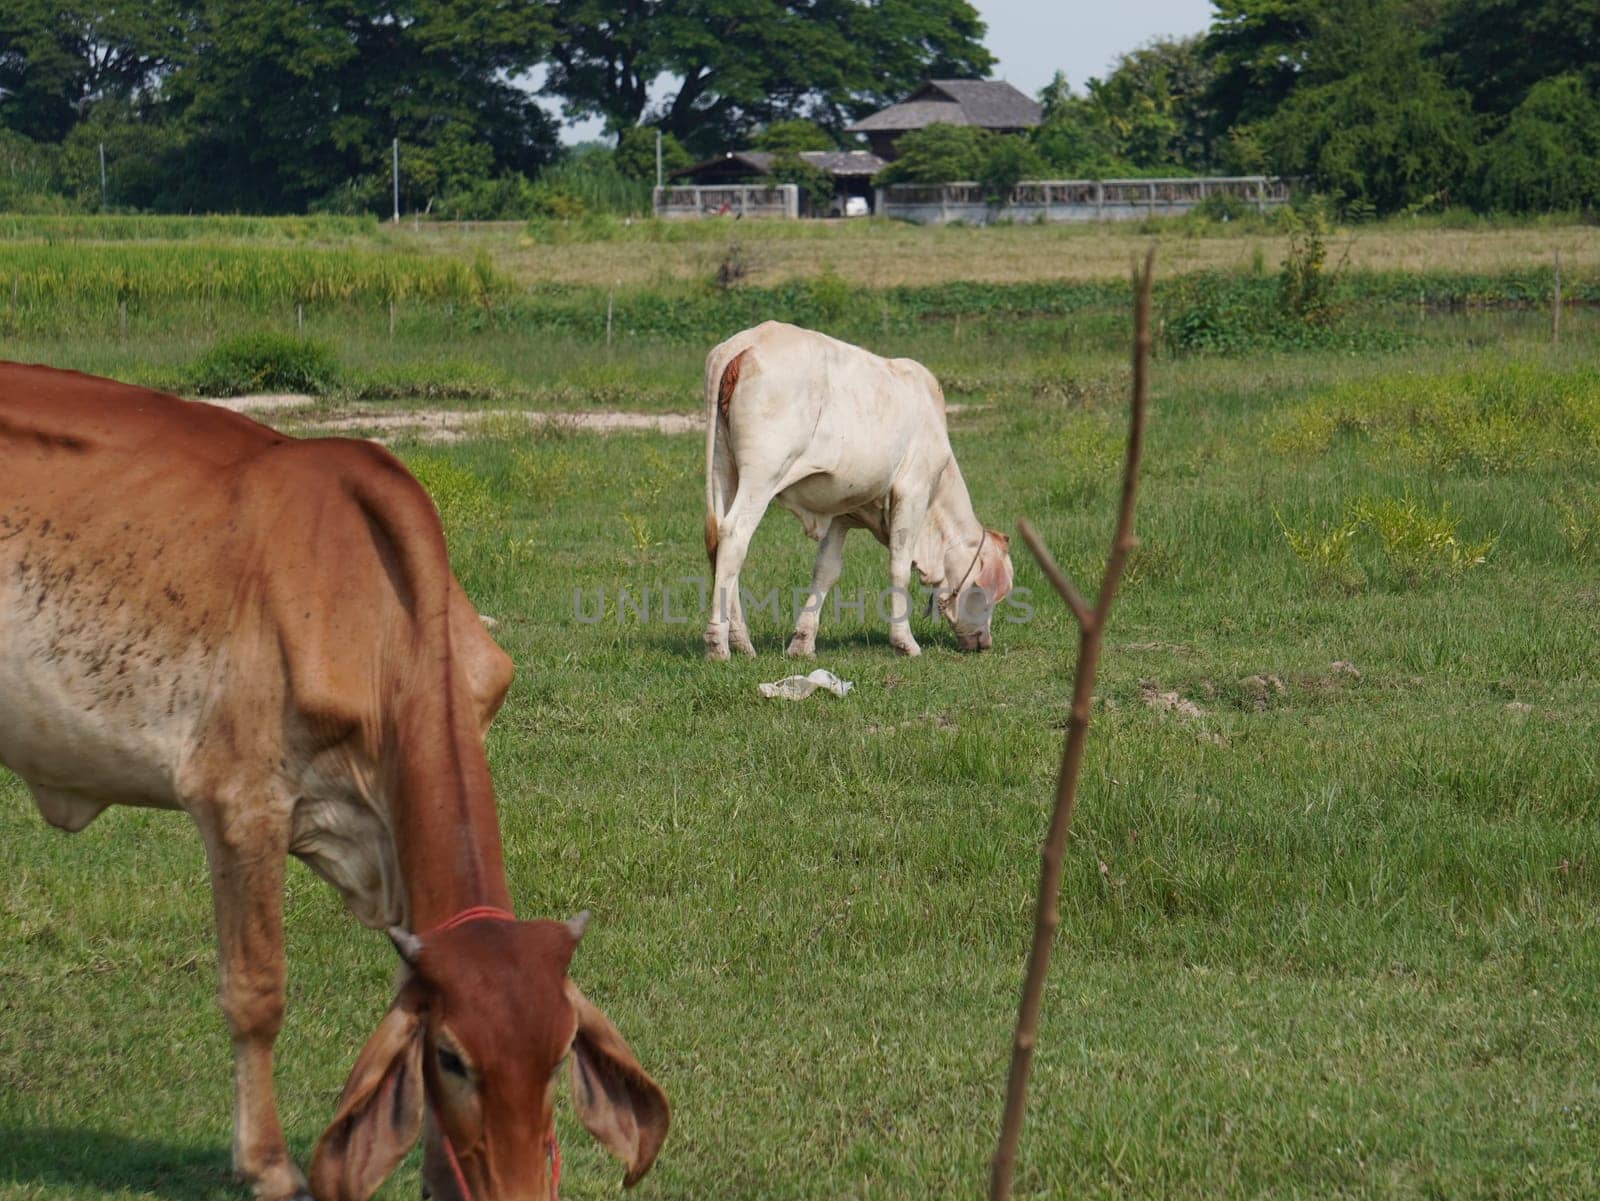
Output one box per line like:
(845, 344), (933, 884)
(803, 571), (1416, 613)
(988, 249), (1154, 1201)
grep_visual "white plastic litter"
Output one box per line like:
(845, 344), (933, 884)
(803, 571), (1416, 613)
(758, 669), (855, 700)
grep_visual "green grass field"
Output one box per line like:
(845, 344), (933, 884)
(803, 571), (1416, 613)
(3, 218), (1600, 1199)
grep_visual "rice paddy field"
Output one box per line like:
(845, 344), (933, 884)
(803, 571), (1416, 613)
(2, 213), (1599, 1200)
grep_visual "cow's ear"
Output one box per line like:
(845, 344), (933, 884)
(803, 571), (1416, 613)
(565, 983), (670, 1189)
(310, 981), (428, 1201)
(976, 532), (1012, 602)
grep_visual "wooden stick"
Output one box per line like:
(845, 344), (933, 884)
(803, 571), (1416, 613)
(1016, 519), (1092, 628)
(988, 248), (1154, 1201)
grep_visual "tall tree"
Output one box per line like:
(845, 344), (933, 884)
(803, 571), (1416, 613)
(1256, 17), (1475, 212)
(539, 0), (993, 152)
(1084, 36), (1214, 168)
(1432, 0), (1600, 116)
(1200, 0), (1323, 138)
(0, 0), (185, 142)
(1030, 39), (1214, 175)
(163, 0), (556, 211)
(1475, 74), (1600, 211)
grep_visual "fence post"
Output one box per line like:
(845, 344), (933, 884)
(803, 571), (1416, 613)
(1553, 250), (1562, 346)
(391, 138), (400, 224)
(1096, 181), (1104, 219)
(606, 283), (615, 348)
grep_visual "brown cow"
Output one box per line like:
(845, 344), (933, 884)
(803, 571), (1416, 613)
(0, 363), (667, 1201)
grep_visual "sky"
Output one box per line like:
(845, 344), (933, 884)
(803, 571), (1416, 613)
(977, 0), (1216, 96)
(550, 1), (1218, 144)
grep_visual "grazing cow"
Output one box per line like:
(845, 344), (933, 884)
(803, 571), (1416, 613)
(702, 322), (1013, 660)
(0, 364), (667, 1201)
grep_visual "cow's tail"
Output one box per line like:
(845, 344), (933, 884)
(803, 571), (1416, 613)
(704, 345), (748, 568)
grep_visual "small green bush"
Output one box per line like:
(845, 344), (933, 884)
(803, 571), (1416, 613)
(1164, 272), (1268, 354)
(1278, 215), (1333, 325)
(188, 331), (340, 396)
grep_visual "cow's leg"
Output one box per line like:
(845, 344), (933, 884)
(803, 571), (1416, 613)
(885, 496), (928, 657)
(727, 580), (758, 658)
(787, 522), (847, 658)
(706, 493), (766, 660)
(193, 798), (306, 1201)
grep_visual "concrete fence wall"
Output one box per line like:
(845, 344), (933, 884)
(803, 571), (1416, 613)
(879, 176), (1291, 225)
(652, 184), (800, 220)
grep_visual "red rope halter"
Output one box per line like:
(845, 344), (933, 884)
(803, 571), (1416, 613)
(422, 906), (560, 1201)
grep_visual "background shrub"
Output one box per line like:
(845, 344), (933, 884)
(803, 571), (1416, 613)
(187, 331), (340, 396)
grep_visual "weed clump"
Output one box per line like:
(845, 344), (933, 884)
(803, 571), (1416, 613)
(400, 452), (496, 536)
(188, 331), (339, 396)
(1350, 495), (1495, 587)
(1277, 511), (1365, 592)
(1277, 215), (1333, 325)
(1551, 485), (1600, 560)
(1048, 412), (1125, 502)
(1267, 364), (1600, 471)
(1279, 495), (1494, 590)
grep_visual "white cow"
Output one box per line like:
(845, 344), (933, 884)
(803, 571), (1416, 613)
(702, 321), (1013, 660)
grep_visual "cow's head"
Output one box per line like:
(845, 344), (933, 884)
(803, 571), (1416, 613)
(939, 529), (1013, 652)
(309, 914), (667, 1201)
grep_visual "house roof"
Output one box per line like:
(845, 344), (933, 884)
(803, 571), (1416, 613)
(845, 80), (1042, 133)
(670, 149), (887, 180)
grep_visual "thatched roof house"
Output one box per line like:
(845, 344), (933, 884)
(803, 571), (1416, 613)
(845, 80), (1042, 159)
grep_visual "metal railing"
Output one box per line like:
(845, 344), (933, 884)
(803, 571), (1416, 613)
(652, 184), (801, 220)
(880, 176), (1291, 225)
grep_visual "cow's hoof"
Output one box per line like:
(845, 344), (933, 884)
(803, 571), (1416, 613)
(240, 1155), (308, 1201)
(731, 632), (757, 657)
(705, 645), (731, 662)
(253, 1185), (311, 1201)
(891, 640), (922, 658)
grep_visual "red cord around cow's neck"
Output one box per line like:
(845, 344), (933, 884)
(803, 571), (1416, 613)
(426, 904), (516, 934)
(420, 906), (560, 1201)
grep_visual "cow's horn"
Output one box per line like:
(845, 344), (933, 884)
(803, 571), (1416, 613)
(388, 926), (424, 965)
(566, 910), (591, 942)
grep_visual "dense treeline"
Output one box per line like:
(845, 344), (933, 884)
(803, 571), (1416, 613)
(1, 0), (1596, 216)
(888, 0), (1598, 217)
(0, 0), (988, 213)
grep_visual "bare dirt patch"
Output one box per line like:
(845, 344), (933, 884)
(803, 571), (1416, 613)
(199, 394), (316, 412)
(1238, 674), (1288, 711)
(204, 398), (976, 444)
(307, 408), (703, 442)
(1138, 679), (1205, 718)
